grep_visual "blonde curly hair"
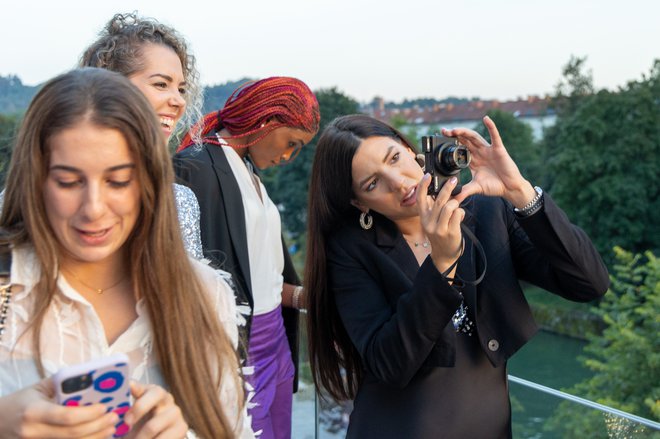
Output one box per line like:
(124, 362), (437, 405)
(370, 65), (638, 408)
(80, 12), (203, 145)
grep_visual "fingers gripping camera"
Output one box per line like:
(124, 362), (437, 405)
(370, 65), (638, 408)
(421, 136), (471, 196)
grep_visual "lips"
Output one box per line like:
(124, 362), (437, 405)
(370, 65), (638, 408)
(75, 227), (113, 245)
(159, 116), (177, 137)
(401, 185), (418, 206)
(159, 116), (175, 128)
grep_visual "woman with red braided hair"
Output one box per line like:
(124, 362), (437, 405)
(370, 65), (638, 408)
(174, 76), (319, 439)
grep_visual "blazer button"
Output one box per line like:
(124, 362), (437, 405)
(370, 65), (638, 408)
(488, 339), (500, 351)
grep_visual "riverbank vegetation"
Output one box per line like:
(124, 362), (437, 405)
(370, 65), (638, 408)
(547, 248), (659, 436)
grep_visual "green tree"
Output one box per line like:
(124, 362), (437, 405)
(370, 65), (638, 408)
(0, 113), (20, 186)
(474, 108), (540, 183)
(262, 87), (359, 240)
(202, 77), (254, 114)
(540, 56), (594, 190)
(546, 248), (660, 437)
(541, 59), (660, 262)
(0, 75), (39, 114)
(389, 114), (408, 130)
(388, 114), (423, 145)
(553, 55), (596, 116)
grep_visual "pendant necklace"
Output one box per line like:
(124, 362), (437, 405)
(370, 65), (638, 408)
(63, 270), (126, 295)
(406, 236), (431, 249)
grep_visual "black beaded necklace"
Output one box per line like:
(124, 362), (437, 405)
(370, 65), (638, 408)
(0, 251), (11, 342)
(0, 284), (11, 341)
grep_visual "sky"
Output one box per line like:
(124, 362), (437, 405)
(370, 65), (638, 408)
(1, 0), (658, 103)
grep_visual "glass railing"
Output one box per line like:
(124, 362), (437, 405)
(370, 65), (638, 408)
(508, 375), (660, 439)
(292, 374), (660, 438)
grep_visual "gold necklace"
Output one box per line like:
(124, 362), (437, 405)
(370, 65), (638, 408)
(63, 270), (127, 295)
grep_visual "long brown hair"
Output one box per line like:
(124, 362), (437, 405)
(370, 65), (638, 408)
(305, 115), (416, 401)
(0, 68), (241, 437)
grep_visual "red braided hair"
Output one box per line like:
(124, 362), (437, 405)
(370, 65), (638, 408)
(177, 77), (319, 152)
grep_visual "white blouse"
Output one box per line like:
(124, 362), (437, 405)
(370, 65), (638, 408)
(0, 245), (254, 439)
(222, 145), (284, 315)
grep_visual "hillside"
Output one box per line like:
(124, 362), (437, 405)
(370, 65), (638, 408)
(0, 75), (39, 114)
(0, 74), (255, 115)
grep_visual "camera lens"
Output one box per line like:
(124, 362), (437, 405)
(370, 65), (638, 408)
(439, 144), (471, 172)
(61, 373), (93, 394)
(453, 146), (470, 167)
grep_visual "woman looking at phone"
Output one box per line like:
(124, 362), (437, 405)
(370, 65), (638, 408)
(0, 68), (252, 438)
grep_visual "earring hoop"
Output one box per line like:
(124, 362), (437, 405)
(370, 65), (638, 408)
(359, 211), (373, 230)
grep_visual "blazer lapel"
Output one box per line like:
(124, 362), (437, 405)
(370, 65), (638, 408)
(372, 202), (480, 312)
(205, 144), (253, 294)
(373, 214), (420, 283)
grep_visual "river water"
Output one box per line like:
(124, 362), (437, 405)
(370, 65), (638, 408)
(508, 330), (591, 438)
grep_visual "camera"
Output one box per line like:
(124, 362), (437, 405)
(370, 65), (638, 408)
(60, 372), (93, 394)
(421, 135), (471, 196)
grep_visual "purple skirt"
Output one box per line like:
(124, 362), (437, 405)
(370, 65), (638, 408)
(246, 305), (295, 439)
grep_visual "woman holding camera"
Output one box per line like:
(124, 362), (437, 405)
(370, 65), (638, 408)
(305, 114), (609, 438)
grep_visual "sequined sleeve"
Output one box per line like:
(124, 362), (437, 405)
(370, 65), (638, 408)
(173, 183), (204, 260)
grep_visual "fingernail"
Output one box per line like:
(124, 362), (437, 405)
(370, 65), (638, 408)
(423, 173), (431, 180)
(450, 177), (458, 185)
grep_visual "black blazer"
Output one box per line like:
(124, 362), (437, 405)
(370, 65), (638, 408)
(327, 193), (609, 437)
(173, 139), (300, 389)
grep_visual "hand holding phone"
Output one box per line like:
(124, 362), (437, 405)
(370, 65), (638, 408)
(53, 353), (132, 437)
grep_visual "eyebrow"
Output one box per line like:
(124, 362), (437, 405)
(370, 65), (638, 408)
(357, 145), (396, 188)
(49, 164), (136, 173)
(382, 145), (394, 163)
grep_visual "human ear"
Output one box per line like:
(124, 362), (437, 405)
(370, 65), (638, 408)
(350, 199), (367, 213)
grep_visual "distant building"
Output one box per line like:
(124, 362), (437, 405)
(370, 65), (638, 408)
(365, 95), (556, 140)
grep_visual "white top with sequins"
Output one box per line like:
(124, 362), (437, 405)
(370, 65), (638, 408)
(0, 245), (254, 439)
(173, 183), (204, 260)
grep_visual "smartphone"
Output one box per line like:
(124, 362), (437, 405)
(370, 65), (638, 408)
(53, 353), (132, 437)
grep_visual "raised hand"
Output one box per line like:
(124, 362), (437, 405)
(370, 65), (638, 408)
(443, 116), (536, 207)
(416, 173), (464, 275)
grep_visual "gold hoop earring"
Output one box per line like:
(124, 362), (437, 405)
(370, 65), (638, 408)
(359, 211), (373, 230)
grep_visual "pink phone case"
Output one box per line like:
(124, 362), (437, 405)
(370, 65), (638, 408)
(53, 353), (131, 437)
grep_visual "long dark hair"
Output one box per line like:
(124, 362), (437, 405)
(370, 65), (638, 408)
(305, 114), (416, 401)
(1, 68), (241, 437)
